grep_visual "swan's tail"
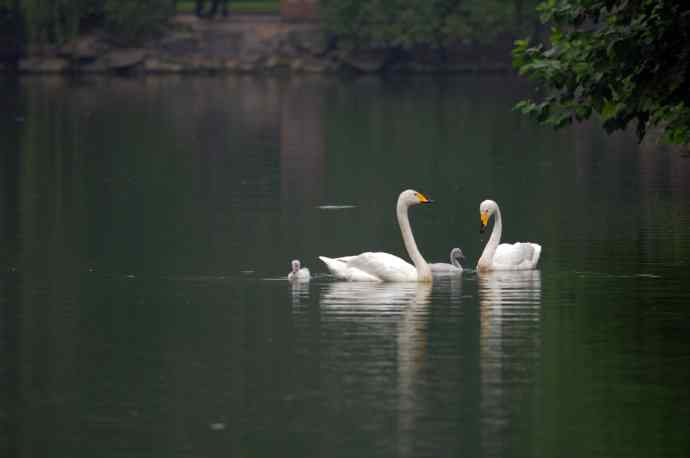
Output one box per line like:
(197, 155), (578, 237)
(529, 243), (542, 268)
(319, 256), (347, 279)
(318, 256), (337, 265)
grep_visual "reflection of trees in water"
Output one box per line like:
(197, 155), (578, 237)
(0, 76), (325, 454)
(568, 121), (690, 271)
(280, 77), (326, 208)
(12, 76), (286, 205)
(277, 77), (326, 265)
(478, 270), (541, 458)
(4, 76), (326, 275)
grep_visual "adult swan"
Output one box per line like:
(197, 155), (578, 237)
(477, 199), (542, 271)
(319, 190), (434, 282)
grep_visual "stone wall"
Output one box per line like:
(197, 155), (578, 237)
(13, 15), (335, 74)
(5, 14), (513, 75)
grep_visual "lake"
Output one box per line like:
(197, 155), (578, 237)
(1, 74), (689, 458)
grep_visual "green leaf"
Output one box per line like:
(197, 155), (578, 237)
(513, 0), (690, 146)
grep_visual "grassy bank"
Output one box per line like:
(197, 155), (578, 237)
(176, 1), (279, 14)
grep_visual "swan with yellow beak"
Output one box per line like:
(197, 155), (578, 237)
(477, 199), (542, 271)
(319, 189), (434, 282)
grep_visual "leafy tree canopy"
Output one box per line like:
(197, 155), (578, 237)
(513, 0), (690, 146)
(321, 0), (535, 51)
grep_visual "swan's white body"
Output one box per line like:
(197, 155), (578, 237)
(430, 248), (464, 274)
(287, 259), (311, 282)
(319, 190), (433, 282)
(477, 200), (541, 272)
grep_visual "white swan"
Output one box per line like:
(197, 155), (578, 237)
(319, 189), (433, 282)
(287, 259), (311, 282)
(477, 199), (541, 271)
(430, 248), (465, 274)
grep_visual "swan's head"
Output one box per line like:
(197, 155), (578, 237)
(399, 189), (433, 207)
(479, 199), (498, 233)
(291, 259), (301, 273)
(450, 247), (465, 263)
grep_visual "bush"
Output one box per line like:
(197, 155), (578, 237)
(320, 0), (533, 51)
(0, 1), (24, 59)
(9, 0), (174, 46)
(104, 0), (174, 44)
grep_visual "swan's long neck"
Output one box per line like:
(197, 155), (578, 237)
(478, 206), (502, 270)
(397, 201), (432, 281)
(451, 253), (462, 268)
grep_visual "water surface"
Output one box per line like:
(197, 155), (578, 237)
(1, 75), (689, 458)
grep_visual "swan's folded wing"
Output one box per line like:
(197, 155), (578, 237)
(319, 255), (382, 281)
(494, 243), (536, 267)
(344, 252), (417, 282)
(333, 255), (359, 263)
(319, 256), (353, 280)
(527, 243), (542, 268)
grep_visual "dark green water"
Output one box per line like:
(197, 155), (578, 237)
(1, 75), (689, 458)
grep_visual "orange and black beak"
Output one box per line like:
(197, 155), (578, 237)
(480, 211), (489, 233)
(416, 192), (434, 204)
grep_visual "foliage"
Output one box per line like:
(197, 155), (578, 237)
(0, 0), (23, 58)
(104, 0), (174, 43)
(2, 0), (175, 46)
(513, 0), (690, 145)
(320, 0), (533, 50)
(21, 0), (83, 44)
(11, 0), (106, 44)
(176, 1), (279, 14)
(2, 0), (280, 47)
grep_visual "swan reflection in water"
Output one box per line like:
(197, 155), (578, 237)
(290, 280), (310, 306)
(319, 280), (467, 457)
(478, 270), (542, 456)
(318, 281), (434, 456)
(319, 281), (431, 312)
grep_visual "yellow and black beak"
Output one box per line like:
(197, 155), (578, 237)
(480, 211), (489, 233)
(416, 192), (433, 204)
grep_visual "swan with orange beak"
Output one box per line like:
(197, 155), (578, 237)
(319, 189), (434, 282)
(477, 199), (542, 271)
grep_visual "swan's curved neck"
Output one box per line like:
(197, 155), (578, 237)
(397, 201), (431, 281)
(451, 254), (462, 268)
(478, 206), (502, 270)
